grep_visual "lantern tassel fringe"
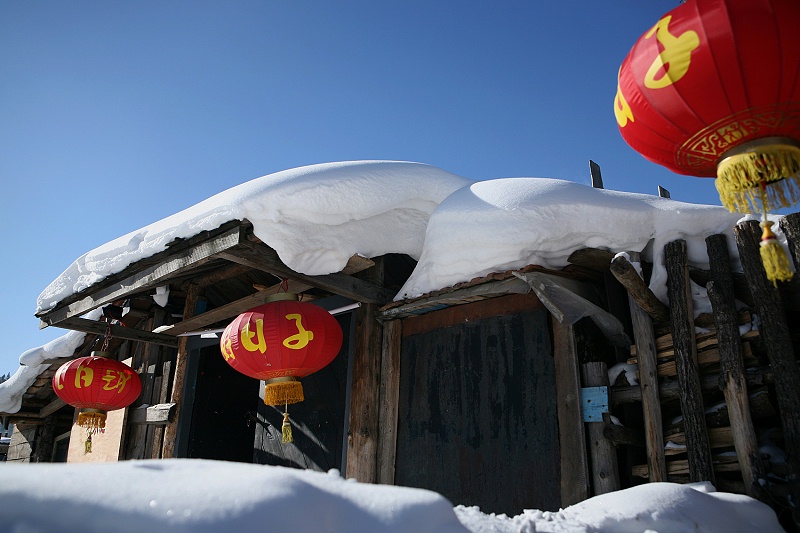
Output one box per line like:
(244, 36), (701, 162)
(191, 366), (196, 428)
(77, 411), (107, 431)
(282, 412), (294, 443)
(263, 380), (305, 406)
(759, 221), (794, 285)
(716, 144), (800, 213)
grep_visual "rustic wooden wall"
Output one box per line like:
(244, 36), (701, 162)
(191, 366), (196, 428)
(394, 294), (561, 515)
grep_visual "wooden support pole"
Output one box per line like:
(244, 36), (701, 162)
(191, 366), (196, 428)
(610, 254), (670, 324)
(582, 361), (620, 495)
(665, 239), (715, 484)
(626, 252), (667, 482)
(706, 233), (766, 501)
(589, 160), (604, 189)
(735, 220), (800, 509)
(377, 319), (401, 485)
(551, 320), (590, 506)
(779, 212), (800, 272)
(161, 283), (201, 459)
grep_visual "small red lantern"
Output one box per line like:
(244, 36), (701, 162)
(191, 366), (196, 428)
(220, 293), (344, 442)
(615, 0), (800, 282)
(52, 352), (142, 451)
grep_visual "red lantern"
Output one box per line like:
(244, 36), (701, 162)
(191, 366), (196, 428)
(219, 293), (343, 441)
(615, 0), (800, 282)
(52, 352), (142, 432)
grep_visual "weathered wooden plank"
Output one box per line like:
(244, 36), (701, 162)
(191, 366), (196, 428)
(47, 317), (179, 348)
(220, 241), (395, 304)
(735, 220), (800, 505)
(589, 160), (603, 189)
(627, 251), (667, 483)
(665, 239), (715, 485)
(551, 320), (590, 506)
(582, 362), (620, 495)
(38, 226), (245, 327)
(346, 302), (383, 482)
(37, 398), (66, 419)
(128, 403), (176, 426)
(161, 284), (202, 458)
(377, 319), (401, 485)
(779, 212), (800, 273)
(567, 247), (616, 272)
(379, 277), (530, 320)
(706, 233), (766, 500)
(163, 280), (313, 336)
(610, 254), (670, 323)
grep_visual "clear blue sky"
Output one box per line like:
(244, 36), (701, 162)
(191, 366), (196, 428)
(1, 0), (716, 374)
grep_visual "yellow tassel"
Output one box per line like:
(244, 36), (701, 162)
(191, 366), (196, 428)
(281, 412), (293, 443)
(85, 432), (92, 454)
(263, 379), (304, 406)
(716, 143), (800, 213)
(77, 410), (107, 431)
(759, 221), (794, 285)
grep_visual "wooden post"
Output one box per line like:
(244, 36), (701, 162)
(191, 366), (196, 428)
(377, 319), (401, 485)
(161, 283), (201, 458)
(735, 220), (800, 508)
(582, 361), (620, 495)
(346, 258), (387, 483)
(589, 160), (603, 189)
(779, 212), (800, 272)
(626, 252), (667, 482)
(551, 320), (590, 506)
(657, 186), (671, 199)
(665, 239), (715, 484)
(706, 233), (766, 500)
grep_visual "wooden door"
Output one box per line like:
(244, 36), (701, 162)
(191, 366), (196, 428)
(395, 295), (560, 515)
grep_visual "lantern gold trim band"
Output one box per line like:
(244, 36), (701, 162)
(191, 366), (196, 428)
(263, 376), (305, 406)
(716, 138), (800, 214)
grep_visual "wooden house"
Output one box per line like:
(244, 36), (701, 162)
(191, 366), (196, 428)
(3, 193), (800, 524)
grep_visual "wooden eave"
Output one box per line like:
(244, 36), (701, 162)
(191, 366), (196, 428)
(36, 220), (395, 342)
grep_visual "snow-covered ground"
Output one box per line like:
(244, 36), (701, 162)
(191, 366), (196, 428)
(0, 459), (785, 533)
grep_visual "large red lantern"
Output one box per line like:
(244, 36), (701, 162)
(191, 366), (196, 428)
(220, 293), (344, 441)
(52, 352), (142, 451)
(615, 0), (800, 282)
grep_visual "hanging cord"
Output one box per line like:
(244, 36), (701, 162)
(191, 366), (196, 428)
(279, 277), (290, 293)
(100, 322), (113, 352)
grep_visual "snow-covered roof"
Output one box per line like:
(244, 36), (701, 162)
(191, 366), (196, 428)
(3, 160), (775, 414)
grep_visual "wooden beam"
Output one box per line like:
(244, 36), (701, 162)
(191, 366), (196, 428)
(128, 403), (176, 426)
(38, 398), (67, 419)
(48, 317), (179, 348)
(38, 225), (246, 327)
(163, 280), (314, 336)
(582, 362), (620, 495)
(609, 254), (670, 323)
(219, 241), (395, 304)
(567, 247), (616, 272)
(379, 277), (530, 320)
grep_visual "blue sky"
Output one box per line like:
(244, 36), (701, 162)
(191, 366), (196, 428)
(0, 0), (716, 374)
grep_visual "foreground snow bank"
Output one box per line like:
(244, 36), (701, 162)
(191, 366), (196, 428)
(0, 460), (784, 533)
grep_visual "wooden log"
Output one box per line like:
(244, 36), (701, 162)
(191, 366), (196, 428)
(567, 248), (616, 272)
(161, 283), (201, 458)
(610, 254), (670, 324)
(735, 220), (800, 506)
(346, 257), (388, 483)
(627, 252), (667, 482)
(552, 320), (590, 506)
(779, 212), (800, 272)
(582, 362), (620, 495)
(665, 239), (715, 484)
(603, 412), (645, 447)
(706, 233), (766, 500)
(377, 319), (401, 485)
(128, 403), (176, 426)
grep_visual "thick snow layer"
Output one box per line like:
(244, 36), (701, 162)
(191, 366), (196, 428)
(36, 161), (472, 313)
(0, 460), (784, 533)
(397, 178), (743, 300)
